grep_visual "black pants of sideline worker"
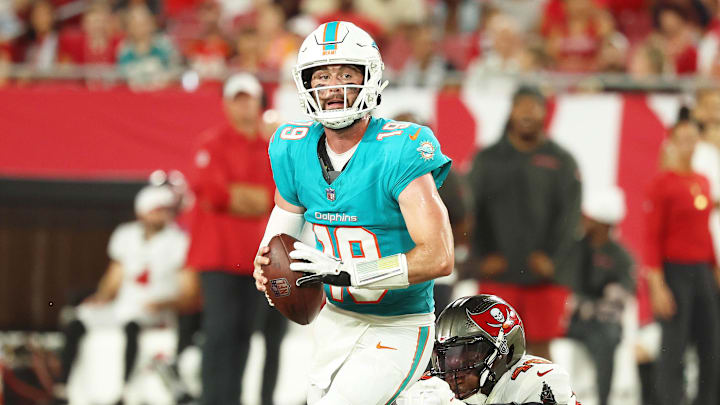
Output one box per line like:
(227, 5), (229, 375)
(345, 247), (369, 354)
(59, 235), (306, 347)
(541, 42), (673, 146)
(655, 263), (720, 405)
(199, 271), (287, 405)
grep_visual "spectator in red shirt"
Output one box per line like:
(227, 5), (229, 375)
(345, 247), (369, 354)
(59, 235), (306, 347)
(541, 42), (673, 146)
(58, 1), (122, 66)
(644, 118), (720, 405)
(186, 72), (285, 405)
(17, 0), (59, 72)
(183, 0), (230, 78)
(542, 0), (615, 72)
(650, 4), (699, 75)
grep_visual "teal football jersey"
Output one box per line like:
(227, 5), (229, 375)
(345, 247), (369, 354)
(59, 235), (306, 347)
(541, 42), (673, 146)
(268, 117), (451, 316)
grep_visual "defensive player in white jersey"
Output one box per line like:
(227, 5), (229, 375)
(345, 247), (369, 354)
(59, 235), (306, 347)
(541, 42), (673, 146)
(397, 295), (580, 405)
(253, 21), (454, 405)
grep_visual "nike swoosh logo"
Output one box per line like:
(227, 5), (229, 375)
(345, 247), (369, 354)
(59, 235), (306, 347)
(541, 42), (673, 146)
(409, 128), (421, 140)
(376, 342), (397, 350)
(537, 369), (553, 377)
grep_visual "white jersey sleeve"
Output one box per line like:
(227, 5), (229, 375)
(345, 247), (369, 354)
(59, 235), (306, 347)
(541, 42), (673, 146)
(486, 355), (579, 405)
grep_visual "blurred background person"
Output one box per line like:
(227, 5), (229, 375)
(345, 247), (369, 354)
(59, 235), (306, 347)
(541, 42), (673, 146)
(17, 0), (59, 73)
(468, 13), (530, 75)
(0, 0), (22, 85)
(465, 12), (544, 92)
(53, 184), (189, 404)
(628, 42), (667, 82)
(646, 4), (700, 76)
(565, 187), (635, 405)
(185, 72), (285, 405)
(644, 117), (720, 405)
(541, 0), (617, 73)
(467, 85), (582, 361)
(693, 87), (720, 149)
(57, 0), (121, 67)
(181, 0), (230, 80)
(253, 3), (295, 78)
(117, 4), (178, 90)
(698, 6), (720, 79)
(395, 23), (449, 88)
(227, 26), (262, 75)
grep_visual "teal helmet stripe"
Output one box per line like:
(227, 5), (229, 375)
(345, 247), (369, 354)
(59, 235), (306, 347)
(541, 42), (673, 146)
(323, 21), (340, 51)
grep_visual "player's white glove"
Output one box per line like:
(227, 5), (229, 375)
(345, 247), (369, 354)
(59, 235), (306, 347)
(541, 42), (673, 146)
(288, 241), (409, 289)
(396, 377), (460, 405)
(288, 242), (355, 287)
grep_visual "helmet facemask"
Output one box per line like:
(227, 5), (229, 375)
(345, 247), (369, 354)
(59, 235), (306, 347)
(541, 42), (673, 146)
(431, 334), (507, 400)
(292, 59), (387, 130)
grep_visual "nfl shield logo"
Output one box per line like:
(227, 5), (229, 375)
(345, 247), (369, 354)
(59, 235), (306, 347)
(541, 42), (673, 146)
(270, 278), (290, 297)
(326, 187), (336, 201)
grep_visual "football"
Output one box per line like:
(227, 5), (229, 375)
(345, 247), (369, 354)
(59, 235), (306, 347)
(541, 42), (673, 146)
(262, 233), (326, 325)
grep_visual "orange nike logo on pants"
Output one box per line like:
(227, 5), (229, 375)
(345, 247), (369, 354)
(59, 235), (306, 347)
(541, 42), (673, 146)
(376, 341), (397, 350)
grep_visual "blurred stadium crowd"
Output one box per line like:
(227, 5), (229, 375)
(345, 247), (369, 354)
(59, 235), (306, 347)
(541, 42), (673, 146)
(2, 1), (720, 405)
(2, 0), (720, 88)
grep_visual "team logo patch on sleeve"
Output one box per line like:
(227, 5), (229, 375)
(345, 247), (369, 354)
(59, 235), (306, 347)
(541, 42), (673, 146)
(270, 278), (291, 297)
(417, 141), (435, 161)
(540, 382), (557, 404)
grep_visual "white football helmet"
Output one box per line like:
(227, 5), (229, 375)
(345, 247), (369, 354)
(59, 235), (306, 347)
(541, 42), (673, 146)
(292, 21), (388, 129)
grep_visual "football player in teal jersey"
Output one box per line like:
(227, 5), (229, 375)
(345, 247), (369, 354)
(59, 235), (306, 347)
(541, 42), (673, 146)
(253, 21), (454, 405)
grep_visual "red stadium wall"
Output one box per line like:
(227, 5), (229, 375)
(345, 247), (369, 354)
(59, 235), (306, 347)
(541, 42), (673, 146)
(0, 86), (225, 179)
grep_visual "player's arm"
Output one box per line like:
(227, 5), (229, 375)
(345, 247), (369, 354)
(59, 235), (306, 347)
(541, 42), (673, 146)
(85, 261), (123, 304)
(399, 173), (454, 284)
(253, 191), (306, 293)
